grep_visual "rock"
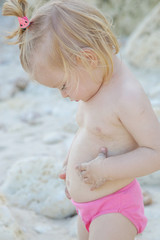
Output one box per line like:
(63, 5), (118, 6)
(10, 206), (78, 240)
(63, 123), (78, 134)
(15, 77), (29, 91)
(143, 191), (153, 206)
(34, 224), (53, 234)
(0, 193), (25, 240)
(67, 215), (78, 238)
(43, 132), (67, 144)
(0, 82), (18, 101)
(0, 146), (7, 151)
(137, 171), (160, 186)
(0, 123), (7, 131)
(97, 0), (159, 36)
(0, 76), (28, 101)
(19, 111), (43, 125)
(124, 3), (160, 70)
(1, 156), (76, 219)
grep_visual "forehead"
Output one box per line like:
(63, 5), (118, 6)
(32, 59), (65, 88)
(31, 37), (65, 88)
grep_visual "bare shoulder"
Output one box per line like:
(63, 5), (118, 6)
(115, 70), (160, 150)
(118, 77), (148, 112)
(115, 62), (150, 112)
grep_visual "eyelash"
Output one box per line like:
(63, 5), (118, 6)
(61, 84), (66, 90)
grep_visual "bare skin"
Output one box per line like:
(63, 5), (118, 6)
(77, 212), (137, 240)
(34, 50), (160, 240)
(65, 57), (138, 202)
(57, 55), (140, 239)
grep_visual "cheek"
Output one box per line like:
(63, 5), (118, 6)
(73, 84), (81, 97)
(67, 81), (78, 95)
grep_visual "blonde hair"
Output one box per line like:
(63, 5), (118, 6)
(2, 0), (120, 86)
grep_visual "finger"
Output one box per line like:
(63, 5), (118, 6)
(81, 170), (87, 177)
(101, 147), (108, 154)
(79, 171), (88, 181)
(83, 177), (92, 184)
(98, 147), (108, 157)
(59, 172), (66, 179)
(76, 163), (88, 172)
(90, 185), (97, 191)
(83, 177), (89, 183)
(76, 169), (84, 180)
(90, 183), (100, 191)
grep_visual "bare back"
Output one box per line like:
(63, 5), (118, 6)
(66, 62), (142, 202)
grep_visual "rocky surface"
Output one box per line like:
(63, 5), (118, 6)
(26, 0), (160, 36)
(1, 156), (75, 219)
(0, 194), (25, 240)
(124, 3), (160, 70)
(91, 0), (160, 36)
(0, 2), (160, 240)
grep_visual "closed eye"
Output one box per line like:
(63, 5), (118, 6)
(61, 84), (66, 91)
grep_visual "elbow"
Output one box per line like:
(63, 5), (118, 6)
(145, 146), (160, 170)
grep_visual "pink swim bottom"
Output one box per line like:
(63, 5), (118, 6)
(71, 179), (147, 234)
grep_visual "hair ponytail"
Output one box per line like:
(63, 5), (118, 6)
(2, 0), (120, 80)
(2, 0), (29, 44)
(2, 0), (28, 17)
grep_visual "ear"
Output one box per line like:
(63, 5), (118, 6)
(76, 48), (98, 68)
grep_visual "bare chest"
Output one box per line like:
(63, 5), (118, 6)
(75, 74), (139, 153)
(75, 98), (138, 157)
(76, 98), (122, 140)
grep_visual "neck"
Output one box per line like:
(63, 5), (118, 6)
(112, 55), (122, 77)
(102, 55), (122, 85)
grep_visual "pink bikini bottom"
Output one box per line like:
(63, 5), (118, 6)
(71, 179), (147, 233)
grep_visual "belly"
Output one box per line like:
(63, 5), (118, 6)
(66, 128), (137, 202)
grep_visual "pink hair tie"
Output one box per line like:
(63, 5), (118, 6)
(18, 16), (31, 29)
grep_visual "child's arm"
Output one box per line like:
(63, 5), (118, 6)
(104, 88), (160, 180)
(76, 88), (160, 187)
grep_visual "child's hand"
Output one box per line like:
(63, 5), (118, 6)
(59, 166), (66, 180)
(76, 147), (108, 191)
